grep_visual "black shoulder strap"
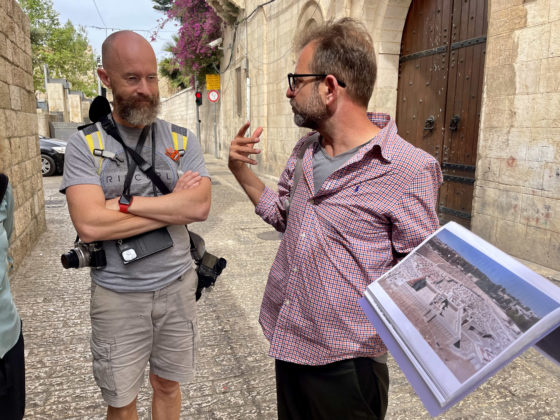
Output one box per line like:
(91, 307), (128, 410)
(100, 116), (171, 195)
(0, 174), (8, 204)
(285, 133), (319, 221)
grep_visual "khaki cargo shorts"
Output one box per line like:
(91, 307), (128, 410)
(89, 268), (198, 407)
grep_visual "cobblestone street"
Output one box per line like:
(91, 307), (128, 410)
(9, 155), (560, 419)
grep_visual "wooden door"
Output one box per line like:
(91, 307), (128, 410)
(396, 0), (488, 227)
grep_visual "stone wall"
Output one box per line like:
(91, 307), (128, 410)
(215, 0), (411, 176)
(0, 0), (46, 268)
(170, 0), (559, 275)
(472, 0), (560, 271)
(159, 87), (223, 157)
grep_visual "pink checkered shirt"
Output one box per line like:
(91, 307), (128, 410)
(255, 113), (442, 365)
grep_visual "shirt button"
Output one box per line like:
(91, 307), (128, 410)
(285, 299), (290, 306)
(301, 233), (306, 238)
(292, 267), (298, 273)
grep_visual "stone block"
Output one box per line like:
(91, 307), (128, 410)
(520, 193), (559, 231)
(480, 127), (529, 160)
(4, 110), (16, 138)
(475, 157), (501, 182)
(495, 218), (528, 259)
(512, 94), (536, 128)
(489, 5), (527, 36)
(470, 211), (497, 243)
(517, 25), (551, 62)
(548, 232), (560, 270)
(27, 135), (39, 157)
(549, 20), (560, 58)
(0, 136), (11, 173)
(0, 57), (8, 83)
(530, 92), (560, 128)
(485, 64), (517, 96)
(551, 0), (560, 21)
(23, 90), (35, 113)
(526, 141), (555, 163)
(543, 163), (560, 193)
(0, 110), (5, 136)
(499, 157), (544, 189)
(9, 85), (22, 111)
(524, 225), (553, 268)
(9, 136), (22, 165)
(539, 57), (560, 93)
(0, 34), (6, 63)
(490, 0), (524, 13)
(515, 61), (541, 94)
(0, 81), (10, 109)
(473, 185), (521, 222)
(526, 0), (551, 27)
(3, 38), (13, 64)
(480, 95), (514, 128)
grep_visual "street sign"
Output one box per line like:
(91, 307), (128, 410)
(206, 74), (220, 91)
(208, 90), (220, 103)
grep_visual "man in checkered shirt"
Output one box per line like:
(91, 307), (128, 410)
(228, 18), (442, 419)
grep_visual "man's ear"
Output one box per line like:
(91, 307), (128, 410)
(323, 75), (340, 105)
(97, 68), (111, 88)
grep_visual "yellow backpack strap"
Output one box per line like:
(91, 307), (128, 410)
(170, 124), (188, 157)
(82, 123), (105, 174)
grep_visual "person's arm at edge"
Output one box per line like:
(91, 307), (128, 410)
(227, 121), (265, 207)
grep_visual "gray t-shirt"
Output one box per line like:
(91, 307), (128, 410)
(60, 117), (209, 292)
(313, 143), (364, 194)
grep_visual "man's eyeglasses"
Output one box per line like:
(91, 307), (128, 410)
(287, 73), (346, 92)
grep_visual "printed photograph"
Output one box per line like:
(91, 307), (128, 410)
(377, 229), (560, 383)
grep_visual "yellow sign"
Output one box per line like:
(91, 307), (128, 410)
(205, 74), (221, 91)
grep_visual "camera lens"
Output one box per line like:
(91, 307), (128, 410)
(61, 250), (80, 269)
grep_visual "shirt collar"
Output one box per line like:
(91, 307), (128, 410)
(361, 112), (398, 163)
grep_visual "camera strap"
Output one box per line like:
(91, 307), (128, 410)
(100, 115), (171, 195)
(122, 125), (151, 197)
(98, 113), (201, 253)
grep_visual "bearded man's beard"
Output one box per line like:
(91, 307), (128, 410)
(113, 92), (161, 126)
(290, 84), (328, 129)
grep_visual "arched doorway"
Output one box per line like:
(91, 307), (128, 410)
(396, 0), (488, 227)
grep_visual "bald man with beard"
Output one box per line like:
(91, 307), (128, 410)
(60, 31), (211, 420)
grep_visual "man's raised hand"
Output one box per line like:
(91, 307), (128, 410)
(228, 121), (262, 172)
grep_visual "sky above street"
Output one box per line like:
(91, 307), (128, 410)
(51, 0), (178, 61)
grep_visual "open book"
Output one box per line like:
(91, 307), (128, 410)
(359, 221), (560, 417)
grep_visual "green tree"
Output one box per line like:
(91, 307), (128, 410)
(158, 35), (191, 90)
(19, 0), (98, 97)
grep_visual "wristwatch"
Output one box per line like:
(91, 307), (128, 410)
(119, 194), (134, 213)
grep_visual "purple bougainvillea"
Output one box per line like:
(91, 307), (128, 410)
(166, 0), (223, 84)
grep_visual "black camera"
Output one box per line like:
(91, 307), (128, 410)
(195, 252), (227, 301)
(61, 240), (107, 269)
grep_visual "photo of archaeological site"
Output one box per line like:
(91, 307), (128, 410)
(377, 229), (560, 383)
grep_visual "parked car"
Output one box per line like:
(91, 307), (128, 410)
(40, 135), (66, 176)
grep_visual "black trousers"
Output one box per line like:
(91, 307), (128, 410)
(275, 357), (389, 420)
(0, 327), (25, 420)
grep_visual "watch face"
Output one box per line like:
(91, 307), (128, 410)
(119, 194), (132, 205)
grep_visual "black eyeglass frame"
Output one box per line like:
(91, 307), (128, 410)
(287, 73), (346, 91)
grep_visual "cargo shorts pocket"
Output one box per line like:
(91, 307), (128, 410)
(90, 338), (117, 395)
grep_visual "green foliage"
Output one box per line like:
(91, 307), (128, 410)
(152, 0), (222, 88)
(19, 0), (98, 97)
(158, 36), (190, 90)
